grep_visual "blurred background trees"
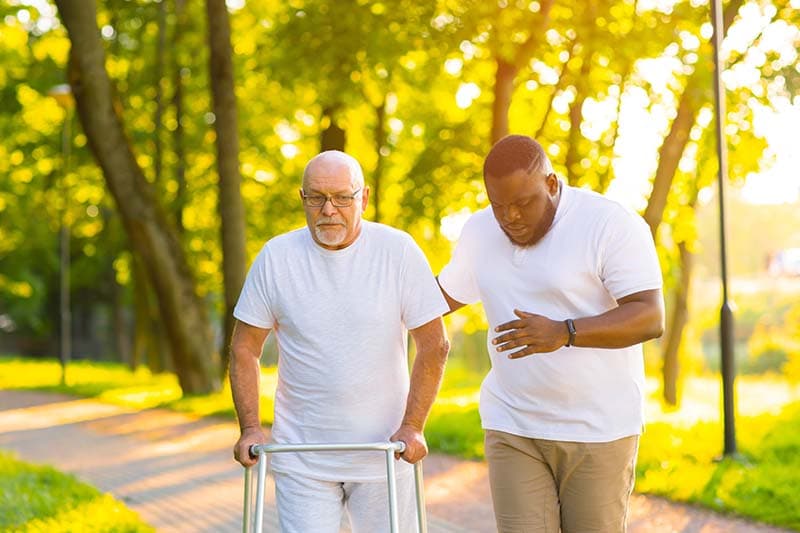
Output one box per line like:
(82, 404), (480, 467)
(1, 0), (799, 398)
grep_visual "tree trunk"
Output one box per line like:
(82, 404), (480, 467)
(533, 39), (575, 141)
(153, 0), (167, 184)
(111, 275), (132, 369)
(321, 105), (346, 152)
(131, 254), (169, 373)
(172, 0), (187, 233)
(597, 58), (635, 191)
(642, 0), (744, 240)
(564, 54), (593, 185)
(206, 0), (247, 378)
(663, 241), (694, 405)
(490, 0), (555, 146)
(55, 0), (220, 394)
(372, 99), (387, 222)
(642, 86), (697, 238)
(491, 59), (517, 145)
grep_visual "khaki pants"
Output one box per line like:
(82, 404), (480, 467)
(484, 430), (639, 533)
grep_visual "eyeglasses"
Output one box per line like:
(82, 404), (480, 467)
(301, 188), (362, 208)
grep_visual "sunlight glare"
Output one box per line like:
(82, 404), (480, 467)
(679, 30), (700, 51)
(440, 208), (472, 242)
(636, 0), (679, 13)
(254, 170), (274, 184)
(459, 40), (477, 60)
(388, 117), (403, 133)
(455, 83), (480, 109)
(551, 89), (573, 115)
(531, 60), (560, 85)
(386, 93), (398, 114)
(280, 144), (298, 159)
(581, 97), (617, 142)
(0, 399), (135, 432)
(444, 58), (463, 76)
(275, 121), (300, 142)
(739, 101), (800, 204)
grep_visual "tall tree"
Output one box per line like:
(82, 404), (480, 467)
(54, 0), (220, 394)
(489, 0), (555, 145)
(205, 0), (247, 376)
(644, 0), (745, 405)
(643, 0), (745, 240)
(171, 0), (188, 233)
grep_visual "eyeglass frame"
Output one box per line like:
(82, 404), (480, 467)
(300, 188), (363, 208)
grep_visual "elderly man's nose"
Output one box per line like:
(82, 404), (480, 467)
(321, 199), (338, 215)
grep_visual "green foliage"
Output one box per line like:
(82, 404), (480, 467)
(1, 0), (798, 405)
(689, 280), (800, 374)
(427, 403), (484, 459)
(637, 406), (800, 530)
(426, 361), (485, 458)
(0, 357), (181, 405)
(746, 321), (793, 374)
(0, 451), (153, 532)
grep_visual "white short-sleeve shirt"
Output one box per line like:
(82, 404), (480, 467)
(439, 183), (663, 442)
(234, 221), (448, 481)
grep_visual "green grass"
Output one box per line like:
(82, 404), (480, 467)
(0, 356), (277, 424)
(636, 413), (800, 530)
(0, 451), (153, 532)
(3, 355), (800, 530)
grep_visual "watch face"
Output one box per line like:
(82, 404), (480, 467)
(566, 319), (576, 346)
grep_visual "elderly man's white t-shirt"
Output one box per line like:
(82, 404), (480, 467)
(234, 221), (448, 481)
(439, 183), (663, 442)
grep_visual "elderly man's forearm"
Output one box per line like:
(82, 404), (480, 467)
(229, 348), (262, 431)
(401, 339), (450, 429)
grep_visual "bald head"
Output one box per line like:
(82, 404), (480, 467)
(303, 150), (365, 190)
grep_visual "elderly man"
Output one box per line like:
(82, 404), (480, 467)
(230, 150), (449, 533)
(438, 135), (665, 533)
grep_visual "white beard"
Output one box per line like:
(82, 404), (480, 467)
(315, 224), (346, 246)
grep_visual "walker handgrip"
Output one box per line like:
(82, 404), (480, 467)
(249, 441), (406, 456)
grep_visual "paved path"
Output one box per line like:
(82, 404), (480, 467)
(0, 390), (791, 533)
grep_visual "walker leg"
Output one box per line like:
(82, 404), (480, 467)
(414, 462), (427, 533)
(243, 466), (253, 533)
(386, 449), (400, 533)
(254, 455), (268, 533)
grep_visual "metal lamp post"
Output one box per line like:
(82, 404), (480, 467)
(710, 0), (737, 455)
(49, 83), (73, 386)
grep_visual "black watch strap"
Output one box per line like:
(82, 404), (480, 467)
(565, 319), (576, 347)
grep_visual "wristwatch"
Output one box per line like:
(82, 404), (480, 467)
(564, 319), (576, 347)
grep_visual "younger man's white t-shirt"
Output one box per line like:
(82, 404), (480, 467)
(439, 183), (663, 442)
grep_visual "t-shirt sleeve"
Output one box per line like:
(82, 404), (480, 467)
(233, 244), (276, 329)
(400, 237), (449, 330)
(599, 208), (663, 300)
(437, 216), (481, 305)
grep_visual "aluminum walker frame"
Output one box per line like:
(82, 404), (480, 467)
(243, 441), (427, 533)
